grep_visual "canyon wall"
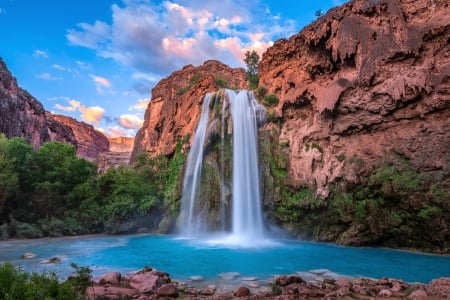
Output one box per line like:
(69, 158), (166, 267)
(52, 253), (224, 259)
(258, 0), (450, 198)
(131, 60), (247, 160)
(97, 137), (134, 172)
(0, 58), (77, 149)
(53, 115), (109, 162)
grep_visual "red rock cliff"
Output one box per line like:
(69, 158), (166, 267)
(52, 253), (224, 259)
(52, 114), (110, 161)
(0, 58), (77, 150)
(259, 0), (450, 197)
(97, 137), (134, 172)
(131, 60), (247, 160)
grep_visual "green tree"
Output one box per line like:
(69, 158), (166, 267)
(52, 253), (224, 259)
(244, 50), (260, 90)
(31, 141), (96, 218)
(0, 135), (33, 218)
(244, 50), (259, 75)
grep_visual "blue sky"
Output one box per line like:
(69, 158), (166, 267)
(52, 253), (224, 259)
(0, 0), (345, 137)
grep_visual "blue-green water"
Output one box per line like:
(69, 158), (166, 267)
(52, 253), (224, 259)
(0, 234), (449, 283)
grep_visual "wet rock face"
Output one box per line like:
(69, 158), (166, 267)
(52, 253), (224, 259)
(0, 58), (77, 149)
(258, 0), (450, 197)
(131, 60), (247, 160)
(52, 114), (109, 162)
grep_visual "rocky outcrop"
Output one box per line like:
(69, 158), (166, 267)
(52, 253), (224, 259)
(0, 58), (77, 149)
(258, 0), (450, 198)
(97, 137), (134, 172)
(88, 268), (450, 299)
(52, 114), (109, 161)
(131, 60), (247, 160)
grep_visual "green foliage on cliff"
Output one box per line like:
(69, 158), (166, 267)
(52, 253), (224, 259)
(177, 73), (203, 95)
(260, 128), (450, 253)
(263, 94), (279, 107)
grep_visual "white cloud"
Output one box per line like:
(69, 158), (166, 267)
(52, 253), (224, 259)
(118, 114), (143, 129)
(65, 0), (297, 76)
(36, 72), (62, 80)
(54, 99), (81, 112)
(51, 64), (73, 73)
(33, 49), (48, 58)
(67, 20), (111, 49)
(132, 72), (159, 82)
(76, 60), (91, 70)
(129, 98), (150, 111)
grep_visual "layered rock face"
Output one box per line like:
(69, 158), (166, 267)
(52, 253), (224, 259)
(0, 58), (77, 149)
(97, 137), (134, 172)
(131, 60), (247, 160)
(52, 115), (109, 161)
(259, 0), (450, 198)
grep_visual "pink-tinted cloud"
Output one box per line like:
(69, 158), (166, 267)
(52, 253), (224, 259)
(54, 99), (105, 126)
(118, 114), (143, 129)
(66, 0), (297, 76)
(79, 106), (105, 125)
(89, 75), (112, 94)
(90, 75), (111, 87)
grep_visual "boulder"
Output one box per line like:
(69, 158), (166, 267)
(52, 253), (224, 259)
(234, 286), (250, 297)
(99, 272), (121, 285)
(129, 273), (160, 293)
(156, 284), (179, 297)
(21, 252), (36, 259)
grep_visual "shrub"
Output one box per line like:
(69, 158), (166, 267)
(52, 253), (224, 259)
(13, 221), (43, 239)
(0, 262), (78, 299)
(247, 73), (259, 90)
(256, 86), (267, 98)
(263, 94), (279, 106)
(215, 76), (229, 88)
(0, 224), (8, 240)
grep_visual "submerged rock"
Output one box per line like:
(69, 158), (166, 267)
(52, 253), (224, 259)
(21, 252), (36, 259)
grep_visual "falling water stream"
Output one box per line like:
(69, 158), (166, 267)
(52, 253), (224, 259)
(179, 89), (266, 244)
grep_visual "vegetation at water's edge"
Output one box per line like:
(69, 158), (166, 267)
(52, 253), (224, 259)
(0, 133), (188, 239)
(0, 262), (91, 300)
(260, 126), (450, 254)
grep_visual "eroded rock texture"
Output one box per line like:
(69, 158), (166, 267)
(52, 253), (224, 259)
(52, 114), (109, 162)
(0, 58), (77, 149)
(97, 137), (134, 172)
(259, 0), (450, 197)
(131, 60), (247, 160)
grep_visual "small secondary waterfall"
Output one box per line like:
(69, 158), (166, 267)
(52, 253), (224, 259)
(179, 89), (266, 242)
(180, 94), (213, 235)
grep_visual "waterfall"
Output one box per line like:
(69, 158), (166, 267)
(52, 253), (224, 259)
(179, 94), (213, 235)
(179, 89), (266, 243)
(227, 89), (265, 240)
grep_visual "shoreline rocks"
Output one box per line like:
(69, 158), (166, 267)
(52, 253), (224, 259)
(88, 268), (450, 299)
